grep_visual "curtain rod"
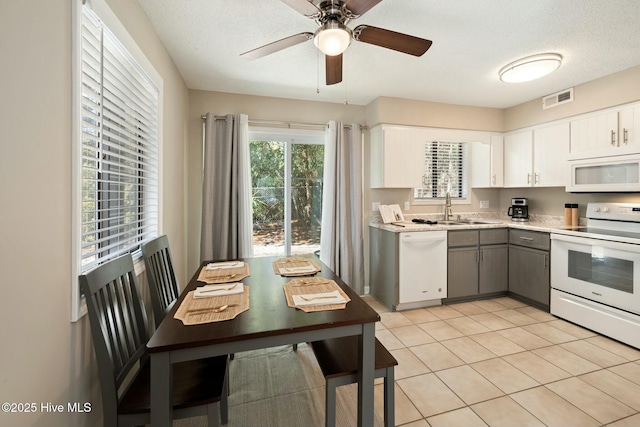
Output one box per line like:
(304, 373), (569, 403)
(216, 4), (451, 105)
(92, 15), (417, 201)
(201, 115), (325, 129)
(201, 115), (365, 130)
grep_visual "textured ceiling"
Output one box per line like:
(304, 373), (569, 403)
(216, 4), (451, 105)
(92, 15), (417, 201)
(137, 0), (640, 108)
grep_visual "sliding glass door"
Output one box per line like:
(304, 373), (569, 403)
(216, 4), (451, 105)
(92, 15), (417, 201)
(249, 128), (324, 257)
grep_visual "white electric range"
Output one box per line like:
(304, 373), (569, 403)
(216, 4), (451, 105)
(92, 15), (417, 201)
(550, 202), (640, 349)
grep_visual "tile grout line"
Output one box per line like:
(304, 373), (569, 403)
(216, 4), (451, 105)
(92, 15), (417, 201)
(374, 296), (640, 426)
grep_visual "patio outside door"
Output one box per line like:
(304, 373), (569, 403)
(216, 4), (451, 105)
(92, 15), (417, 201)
(249, 129), (324, 257)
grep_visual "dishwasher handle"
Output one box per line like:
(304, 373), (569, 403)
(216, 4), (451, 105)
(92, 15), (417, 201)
(400, 232), (447, 243)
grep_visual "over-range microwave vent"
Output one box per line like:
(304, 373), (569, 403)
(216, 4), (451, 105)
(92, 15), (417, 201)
(542, 87), (574, 110)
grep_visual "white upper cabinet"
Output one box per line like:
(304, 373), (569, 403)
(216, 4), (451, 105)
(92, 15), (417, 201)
(504, 130), (533, 187)
(470, 135), (503, 188)
(570, 111), (619, 155)
(569, 102), (640, 159)
(504, 122), (569, 188)
(371, 124), (497, 189)
(490, 135), (504, 187)
(533, 122), (570, 186)
(619, 103), (640, 150)
(370, 125), (425, 188)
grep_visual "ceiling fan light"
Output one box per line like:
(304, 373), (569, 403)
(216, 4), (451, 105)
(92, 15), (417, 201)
(499, 53), (562, 83)
(314, 21), (351, 56)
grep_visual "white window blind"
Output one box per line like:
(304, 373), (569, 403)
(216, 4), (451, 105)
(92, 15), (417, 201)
(79, 7), (159, 273)
(414, 141), (468, 200)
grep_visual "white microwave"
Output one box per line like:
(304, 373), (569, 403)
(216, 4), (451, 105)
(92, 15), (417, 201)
(567, 154), (640, 192)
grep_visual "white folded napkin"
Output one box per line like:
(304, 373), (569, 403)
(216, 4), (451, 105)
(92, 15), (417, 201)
(292, 290), (346, 307)
(281, 265), (317, 274)
(193, 283), (244, 299)
(205, 261), (244, 270)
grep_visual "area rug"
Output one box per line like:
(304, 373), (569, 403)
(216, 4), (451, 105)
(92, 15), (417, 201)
(174, 343), (386, 427)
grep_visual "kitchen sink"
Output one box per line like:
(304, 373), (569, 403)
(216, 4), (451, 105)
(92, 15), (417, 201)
(455, 219), (501, 225)
(438, 221), (464, 225)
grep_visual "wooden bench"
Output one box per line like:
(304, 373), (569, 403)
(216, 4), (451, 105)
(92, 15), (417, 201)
(310, 337), (397, 427)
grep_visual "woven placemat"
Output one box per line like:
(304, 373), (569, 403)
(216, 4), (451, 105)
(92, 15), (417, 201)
(272, 257), (321, 276)
(174, 287), (250, 325)
(283, 277), (350, 312)
(197, 262), (251, 284)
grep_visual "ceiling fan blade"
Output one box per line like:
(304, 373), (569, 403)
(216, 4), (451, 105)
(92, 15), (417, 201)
(326, 54), (343, 85)
(345, 0), (382, 16)
(353, 25), (432, 56)
(240, 32), (314, 60)
(280, 0), (321, 17)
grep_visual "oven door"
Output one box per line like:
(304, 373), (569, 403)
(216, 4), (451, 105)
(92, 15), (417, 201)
(551, 233), (640, 315)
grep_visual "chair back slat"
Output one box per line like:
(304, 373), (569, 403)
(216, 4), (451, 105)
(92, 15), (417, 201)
(142, 236), (180, 323)
(80, 255), (149, 395)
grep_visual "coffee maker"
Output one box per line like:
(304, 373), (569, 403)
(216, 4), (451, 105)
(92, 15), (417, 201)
(508, 198), (529, 222)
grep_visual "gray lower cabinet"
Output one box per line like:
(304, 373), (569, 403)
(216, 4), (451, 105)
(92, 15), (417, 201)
(369, 226), (398, 311)
(446, 229), (508, 302)
(370, 225), (551, 310)
(448, 247), (479, 298)
(508, 229), (550, 310)
(480, 245), (509, 294)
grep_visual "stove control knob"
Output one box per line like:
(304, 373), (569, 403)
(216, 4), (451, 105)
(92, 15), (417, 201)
(593, 207), (601, 212)
(603, 207), (610, 213)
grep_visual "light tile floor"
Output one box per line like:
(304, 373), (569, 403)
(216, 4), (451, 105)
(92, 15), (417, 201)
(364, 296), (640, 427)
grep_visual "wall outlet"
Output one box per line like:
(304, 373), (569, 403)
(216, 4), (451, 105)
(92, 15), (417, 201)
(480, 200), (490, 209)
(404, 201), (410, 211)
(372, 202), (380, 212)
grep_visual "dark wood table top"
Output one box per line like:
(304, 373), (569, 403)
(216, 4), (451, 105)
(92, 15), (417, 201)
(147, 254), (380, 353)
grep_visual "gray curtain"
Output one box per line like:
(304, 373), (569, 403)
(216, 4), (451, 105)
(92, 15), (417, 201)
(200, 113), (253, 262)
(320, 121), (364, 294)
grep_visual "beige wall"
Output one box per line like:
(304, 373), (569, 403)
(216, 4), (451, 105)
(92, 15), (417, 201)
(189, 68), (640, 288)
(2, 3), (640, 424)
(499, 187), (640, 218)
(367, 96), (505, 131)
(0, 1), (189, 426)
(364, 98), (505, 218)
(364, 67), (640, 223)
(504, 65), (640, 131)
(500, 64), (640, 215)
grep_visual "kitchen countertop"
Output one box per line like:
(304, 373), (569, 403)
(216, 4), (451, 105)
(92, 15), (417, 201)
(369, 213), (585, 234)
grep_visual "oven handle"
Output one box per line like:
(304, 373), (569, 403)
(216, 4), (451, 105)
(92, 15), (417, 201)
(551, 233), (640, 253)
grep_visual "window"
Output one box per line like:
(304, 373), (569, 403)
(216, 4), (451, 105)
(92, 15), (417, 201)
(72, 2), (161, 321)
(414, 141), (468, 201)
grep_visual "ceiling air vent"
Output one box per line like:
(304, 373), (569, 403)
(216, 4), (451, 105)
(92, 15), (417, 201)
(542, 87), (574, 109)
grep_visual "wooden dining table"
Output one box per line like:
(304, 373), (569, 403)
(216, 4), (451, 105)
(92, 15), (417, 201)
(147, 254), (380, 427)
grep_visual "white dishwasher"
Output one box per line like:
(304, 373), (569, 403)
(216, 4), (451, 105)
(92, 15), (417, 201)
(398, 231), (448, 309)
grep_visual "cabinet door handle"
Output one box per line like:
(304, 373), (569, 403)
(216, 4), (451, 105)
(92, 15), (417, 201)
(624, 128), (629, 144)
(527, 173), (531, 184)
(476, 250), (480, 264)
(519, 236), (534, 241)
(611, 130), (616, 146)
(535, 173), (540, 184)
(492, 174), (496, 185)
(544, 254), (548, 269)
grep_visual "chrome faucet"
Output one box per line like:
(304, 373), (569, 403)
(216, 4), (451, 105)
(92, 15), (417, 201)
(444, 192), (452, 221)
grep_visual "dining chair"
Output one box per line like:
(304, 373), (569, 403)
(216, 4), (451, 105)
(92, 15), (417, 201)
(80, 254), (228, 427)
(141, 235), (180, 324)
(311, 337), (397, 427)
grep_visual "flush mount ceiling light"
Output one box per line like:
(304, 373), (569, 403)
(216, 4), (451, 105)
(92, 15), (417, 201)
(313, 20), (352, 56)
(499, 53), (562, 83)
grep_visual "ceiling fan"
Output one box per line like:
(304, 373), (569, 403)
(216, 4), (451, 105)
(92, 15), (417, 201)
(240, 0), (433, 85)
